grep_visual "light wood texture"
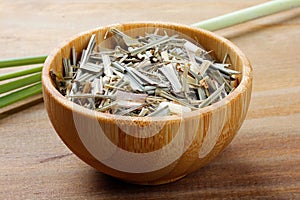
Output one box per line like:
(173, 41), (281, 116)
(1, 0), (299, 198)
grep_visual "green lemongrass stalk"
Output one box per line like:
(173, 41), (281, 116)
(0, 82), (42, 108)
(191, 0), (300, 31)
(0, 55), (47, 68)
(0, 65), (43, 81)
(0, 72), (41, 94)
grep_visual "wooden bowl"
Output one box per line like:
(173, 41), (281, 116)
(42, 22), (252, 185)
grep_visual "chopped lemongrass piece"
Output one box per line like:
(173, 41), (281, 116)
(159, 64), (182, 93)
(115, 91), (147, 102)
(80, 34), (96, 67)
(124, 66), (145, 86)
(67, 94), (116, 100)
(91, 78), (101, 95)
(63, 58), (70, 77)
(75, 72), (94, 83)
(96, 101), (117, 112)
(111, 61), (126, 73)
(213, 63), (240, 75)
(210, 70), (233, 93)
(138, 107), (150, 117)
(124, 73), (144, 92)
(117, 104), (144, 116)
(109, 28), (141, 47)
(184, 40), (206, 57)
(81, 62), (103, 73)
(222, 53), (228, 64)
(198, 60), (211, 76)
(197, 86), (207, 101)
(135, 59), (152, 70)
(148, 104), (170, 117)
(128, 67), (158, 85)
(72, 46), (77, 66)
(82, 81), (92, 93)
(104, 83), (127, 92)
(102, 54), (113, 76)
(199, 84), (225, 108)
(116, 100), (143, 109)
(159, 102), (191, 115)
(161, 51), (169, 62)
(182, 64), (190, 94)
(195, 56), (240, 75)
(129, 35), (171, 55)
(155, 88), (194, 109)
(189, 62), (200, 75)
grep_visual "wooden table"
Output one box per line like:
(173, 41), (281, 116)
(1, 1), (299, 199)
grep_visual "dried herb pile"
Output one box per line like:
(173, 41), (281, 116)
(51, 28), (240, 117)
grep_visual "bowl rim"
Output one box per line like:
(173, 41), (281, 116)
(42, 21), (252, 123)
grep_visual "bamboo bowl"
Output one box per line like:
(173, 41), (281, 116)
(42, 22), (252, 185)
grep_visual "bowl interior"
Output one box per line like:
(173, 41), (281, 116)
(43, 22), (252, 122)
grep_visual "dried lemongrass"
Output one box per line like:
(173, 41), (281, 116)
(159, 64), (182, 93)
(159, 102), (191, 115)
(184, 40), (205, 57)
(199, 84), (225, 108)
(102, 54), (113, 76)
(109, 28), (141, 47)
(148, 104), (170, 117)
(53, 28), (241, 117)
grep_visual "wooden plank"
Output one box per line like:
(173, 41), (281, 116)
(0, 0), (299, 199)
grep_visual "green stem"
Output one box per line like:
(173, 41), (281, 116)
(0, 55), (47, 68)
(0, 72), (41, 94)
(0, 82), (42, 108)
(191, 0), (300, 31)
(0, 65), (43, 81)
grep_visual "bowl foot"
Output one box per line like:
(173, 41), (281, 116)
(125, 174), (188, 185)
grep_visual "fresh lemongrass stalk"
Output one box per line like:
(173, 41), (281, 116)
(191, 0), (300, 31)
(0, 55), (47, 68)
(0, 82), (42, 108)
(0, 65), (43, 81)
(0, 72), (41, 94)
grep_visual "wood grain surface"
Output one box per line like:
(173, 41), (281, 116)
(1, 0), (299, 199)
